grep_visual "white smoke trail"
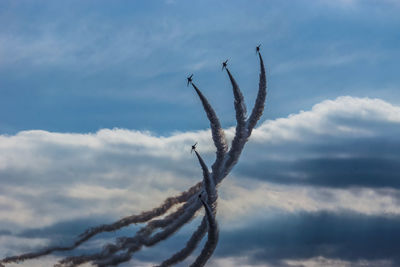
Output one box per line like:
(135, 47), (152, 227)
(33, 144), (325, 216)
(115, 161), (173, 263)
(189, 196), (219, 267)
(226, 68), (247, 127)
(1, 51), (267, 267)
(221, 53), (266, 181)
(53, 133), (218, 267)
(84, 149), (219, 267)
(194, 150), (216, 203)
(156, 218), (208, 267)
(157, 149), (217, 267)
(191, 82), (228, 176)
(223, 68), (249, 178)
(56, 196), (201, 266)
(0, 182), (202, 265)
(57, 52), (266, 267)
(94, 200), (203, 266)
(247, 53), (267, 134)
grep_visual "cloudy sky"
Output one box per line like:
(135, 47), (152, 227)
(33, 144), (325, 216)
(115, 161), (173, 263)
(1, 0), (400, 266)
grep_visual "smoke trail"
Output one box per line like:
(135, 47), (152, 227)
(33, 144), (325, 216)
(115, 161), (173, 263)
(79, 181), (201, 239)
(220, 52), (267, 181)
(76, 54), (268, 263)
(56, 146), (221, 266)
(191, 82), (228, 176)
(54, 193), (200, 266)
(146, 200), (202, 246)
(226, 68), (247, 127)
(57, 229), (145, 267)
(157, 150), (217, 267)
(56, 253), (103, 267)
(194, 150), (216, 203)
(157, 217), (207, 267)
(57, 195), (202, 267)
(1, 51), (267, 267)
(189, 196), (219, 267)
(92, 238), (143, 267)
(99, 201), (203, 267)
(145, 197), (196, 229)
(66, 147), (218, 267)
(0, 182), (202, 265)
(223, 68), (249, 177)
(78, 52), (264, 265)
(247, 53), (267, 134)
(95, 251), (132, 267)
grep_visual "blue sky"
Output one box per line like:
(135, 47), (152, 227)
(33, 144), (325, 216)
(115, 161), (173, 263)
(1, 1), (400, 266)
(1, 0), (399, 134)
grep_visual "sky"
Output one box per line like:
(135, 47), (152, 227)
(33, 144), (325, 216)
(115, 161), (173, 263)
(1, 0), (400, 266)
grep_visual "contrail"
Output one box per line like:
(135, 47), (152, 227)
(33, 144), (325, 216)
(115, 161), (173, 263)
(226, 68), (247, 127)
(56, 100), (224, 267)
(188, 151), (218, 267)
(78, 181), (202, 238)
(220, 52), (266, 181)
(156, 150), (217, 267)
(191, 82), (228, 177)
(247, 53), (267, 134)
(223, 67), (249, 177)
(1, 50), (267, 267)
(189, 196), (219, 267)
(57, 197), (201, 266)
(157, 218), (207, 266)
(194, 150), (216, 203)
(0, 182), (202, 264)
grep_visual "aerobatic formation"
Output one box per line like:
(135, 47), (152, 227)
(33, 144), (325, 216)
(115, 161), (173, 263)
(0, 47), (267, 267)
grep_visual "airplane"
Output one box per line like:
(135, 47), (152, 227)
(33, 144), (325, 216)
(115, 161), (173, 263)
(191, 142), (197, 153)
(221, 59), (228, 71)
(256, 44), (261, 54)
(187, 74), (193, 86)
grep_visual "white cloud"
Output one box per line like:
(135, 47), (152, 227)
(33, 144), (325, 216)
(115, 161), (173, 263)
(252, 96), (400, 143)
(5, 256), (93, 267)
(285, 256), (394, 267)
(209, 255), (395, 267)
(218, 178), (400, 228)
(209, 255), (272, 267)
(0, 96), (399, 260)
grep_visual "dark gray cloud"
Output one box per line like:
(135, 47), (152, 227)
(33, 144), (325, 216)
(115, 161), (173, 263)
(238, 146), (400, 188)
(1, 96), (400, 266)
(216, 211), (400, 266)
(8, 211), (400, 266)
(233, 98), (400, 189)
(0, 230), (12, 236)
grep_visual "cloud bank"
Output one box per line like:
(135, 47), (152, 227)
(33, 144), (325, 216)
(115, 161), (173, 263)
(1, 96), (400, 266)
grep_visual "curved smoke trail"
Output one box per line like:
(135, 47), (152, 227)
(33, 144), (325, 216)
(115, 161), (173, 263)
(191, 82), (228, 177)
(189, 196), (219, 267)
(1, 50), (267, 267)
(247, 53), (267, 134)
